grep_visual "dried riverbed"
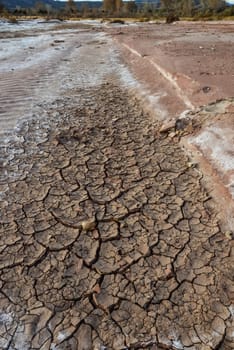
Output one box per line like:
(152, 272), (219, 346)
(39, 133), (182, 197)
(0, 20), (233, 350)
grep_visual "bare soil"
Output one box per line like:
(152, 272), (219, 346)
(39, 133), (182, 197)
(0, 20), (233, 350)
(108, 20), (234, 228)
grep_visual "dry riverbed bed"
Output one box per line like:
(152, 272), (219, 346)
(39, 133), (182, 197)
(0, 19), (233, 350)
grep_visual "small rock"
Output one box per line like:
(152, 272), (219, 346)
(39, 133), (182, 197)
(225, 231), (233, 240)
(202, 86), (211, 93)
(159, 121), (175, 133)
(175, 117), (191, 131)
(110, 19), (125, 24)
(92, 229), (99, 239)
(168, 131), (177, 138)
(54, 40), (65, 43)
(81, 219), (97, 231)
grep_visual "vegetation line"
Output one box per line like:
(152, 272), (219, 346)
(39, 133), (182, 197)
(0, 0), (234, 22)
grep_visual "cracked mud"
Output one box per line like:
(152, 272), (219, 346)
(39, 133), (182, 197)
(0, 84), (233, 350)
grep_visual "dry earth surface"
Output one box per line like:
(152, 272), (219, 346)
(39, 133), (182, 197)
(0, 20), (233, 350)
(107, 21), (234, 225)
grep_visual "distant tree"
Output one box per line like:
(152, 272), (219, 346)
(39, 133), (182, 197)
(103, 0), (123, 14)
(124, 1), (137, 14)
(182, 0), (191, 16)
(103, 0), (115, 13)
(81, 3), (90, 17)
(115, 0), (123, 12)
(0, 2), (5, 14)
(208, 0), (226, 12)
(200, 0), (208, 10)
(199, 0), (225, 13)
(45, 4), (52, 16)
(35, 2), (48, 15)
(66, 0), (78, 15)
(161, 0), (175, 12)
(161, 0), (197, 18)
(161, 0), (181, 21)
(178, 0), (194, 16)
(13, 6), (27, 16)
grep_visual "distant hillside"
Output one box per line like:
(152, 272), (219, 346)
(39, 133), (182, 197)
(0, 0), (103, 10)
(1, 0), (65, 10)
(2, 0), (231, 11)
(1, 0), (162, 11)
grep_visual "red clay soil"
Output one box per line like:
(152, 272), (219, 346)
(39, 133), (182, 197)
(107, 20), (234, 229)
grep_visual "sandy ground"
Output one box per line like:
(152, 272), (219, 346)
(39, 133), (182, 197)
(0, 20), (233, 350)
